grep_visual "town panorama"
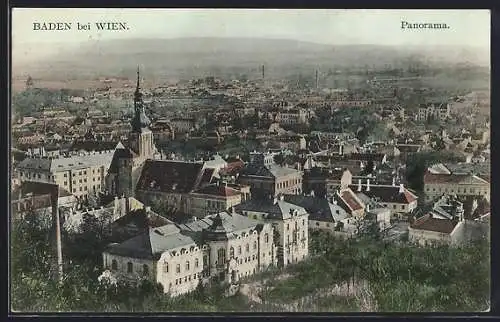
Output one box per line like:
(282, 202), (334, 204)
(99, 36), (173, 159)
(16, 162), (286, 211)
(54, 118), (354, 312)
(11, 9), (490, 313)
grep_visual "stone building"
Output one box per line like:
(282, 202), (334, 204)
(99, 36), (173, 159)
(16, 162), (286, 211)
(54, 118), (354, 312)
(106, 68), (159, 198)
(102, 210), (277, 297)
(423, 171), (490, 202)
(235, 196), (309, 267)
(238, 152), (303, 198)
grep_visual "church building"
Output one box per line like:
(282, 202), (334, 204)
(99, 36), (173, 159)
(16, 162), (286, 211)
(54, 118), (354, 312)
(106, 67), (159, 197)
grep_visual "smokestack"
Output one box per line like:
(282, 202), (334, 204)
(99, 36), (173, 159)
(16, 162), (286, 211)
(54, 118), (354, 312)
(366, 179), (371, 192)
(262, 65), (265, 80)
(357, 179), (362, 192)
(50, 185), (63, 284)
(399, 184), (404, 194)
(315, 69), (319, 89)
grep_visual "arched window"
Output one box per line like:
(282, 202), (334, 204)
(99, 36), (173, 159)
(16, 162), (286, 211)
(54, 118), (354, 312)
(186, 261), (190, 271)
(176, 264), (181, 274)
(245, 244), (249, 253)
(253, 241), (257, 250)
(265, 233), (269, 243)
(230, 247), (235, 259)
(143, 264), (149, 276)
(127, 262), (133, 273)
(238, 246), (242, 255)
(217, 248), (226, 264)
(287, 223), (290, 231)
(195, 258), (199, 268)
(111, 259), (118, 271)
(295, 221), (298, 230)
(163, 261), (169, 273)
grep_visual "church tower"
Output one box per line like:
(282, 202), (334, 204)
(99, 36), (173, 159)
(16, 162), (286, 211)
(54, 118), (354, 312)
(128, 66), (155, 161)
(106, 67), (157, 198)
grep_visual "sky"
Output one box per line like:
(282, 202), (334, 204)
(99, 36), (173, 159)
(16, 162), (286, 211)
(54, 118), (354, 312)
(12, 9), (490, 57)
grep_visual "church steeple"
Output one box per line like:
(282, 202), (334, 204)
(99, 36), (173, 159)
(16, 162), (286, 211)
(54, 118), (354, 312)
(130, 66), (151, 132)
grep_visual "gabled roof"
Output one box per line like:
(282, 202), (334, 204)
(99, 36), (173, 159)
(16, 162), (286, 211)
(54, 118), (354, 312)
(423, 172), (489, 185)
(136, 160), (206, 194)
(235, 198), (308, 220)
(282, 194), (348, 222)
(191, 183), (241, 197)
(410, 214), (458, 234)
(338, 189), (364, 212)
(349, 184), (417, 204)
(106, 224), (197, 260)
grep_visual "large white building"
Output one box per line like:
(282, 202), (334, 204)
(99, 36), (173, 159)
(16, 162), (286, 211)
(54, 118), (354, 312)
(102, 210), (278, 297)
(16, 152), (113, 199)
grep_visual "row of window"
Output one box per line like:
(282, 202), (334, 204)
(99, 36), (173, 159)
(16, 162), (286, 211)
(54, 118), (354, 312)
(174, 273), (201, 285)
(62, 168), (103, 178)
(426, 186), (487, 194)
(71, 185), (100, 193)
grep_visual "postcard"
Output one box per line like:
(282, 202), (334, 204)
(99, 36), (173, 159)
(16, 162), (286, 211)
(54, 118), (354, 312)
(10, 8), (490, 313)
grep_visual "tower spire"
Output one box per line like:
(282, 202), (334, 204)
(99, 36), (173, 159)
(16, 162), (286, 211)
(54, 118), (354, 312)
(136, 65), (140, 92)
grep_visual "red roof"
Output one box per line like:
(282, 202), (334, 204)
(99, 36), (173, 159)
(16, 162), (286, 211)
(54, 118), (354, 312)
(192, 184), (240, 197)
(340, 190), (363, 211)
(411, 214), (458, 234)
(219, 160), (245, 176)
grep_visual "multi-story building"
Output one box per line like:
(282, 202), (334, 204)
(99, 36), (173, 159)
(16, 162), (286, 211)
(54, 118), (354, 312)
(169, 118), (195, 134)
(102, 210), (277, 297)
(235, 196), (309, 267)
(276, 108), (308, 126)
(106, 68), (159, 198)
(238, 152), (303, 197)
(135, 160), (214, 216)
(16, 152), (113, 199)
(302, 167), (352, 198)
(188, 182), (247, 218)
(423, 171), (490, 202)
(415, 102), (450, 122)
(349, 179), (418, 219)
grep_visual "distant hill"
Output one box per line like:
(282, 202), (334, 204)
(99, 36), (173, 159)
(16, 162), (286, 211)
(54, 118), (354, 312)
(12, 37), (489, 82)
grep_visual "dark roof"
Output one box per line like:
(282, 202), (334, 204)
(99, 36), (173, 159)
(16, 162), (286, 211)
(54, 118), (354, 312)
(71, 140), (118, 152)
(12, 181), (71, 199)
(112, 208), (173, 231)
(348, 153), (386, 163)
(410, 214), (458, 234)
(349, 184), (417, 204)
(136, 160), (206, 194)
(283, 194), (348, 222)
(235, 198), (308, 220)
(17, 158), (52, 171)
(423, 172), (489, 185)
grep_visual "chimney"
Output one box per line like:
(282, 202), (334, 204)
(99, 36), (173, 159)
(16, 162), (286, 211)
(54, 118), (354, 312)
(399, 184), (404, 194)
(357, 179), (362, 192)
(366, 204), (370, 212)
(366, 179), (371, 192)
(280, 194), (284, 201)
(145, 206), (151, 212)
(120, 195), (127, 216)
(392, 177), (396, 186)
(273, 197), (278, 205)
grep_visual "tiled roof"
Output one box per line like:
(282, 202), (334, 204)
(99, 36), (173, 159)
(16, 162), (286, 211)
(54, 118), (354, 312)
(106, 224), (197, 260)
(136, 160), (206, 194)
(17, 158), (52, 172)
(410, 214), (458, 234)
(349, 184), (417, 204)
(219, 160), (245, 176)
(192, 183), (240, 197)
(423, 172), (489, 185)
(71, 140), (118, 152)
(178, 211), (261, 235)
(235, 198), (308, 220)
(339, 189), (364, 211)
(283, 194), (348, 222)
